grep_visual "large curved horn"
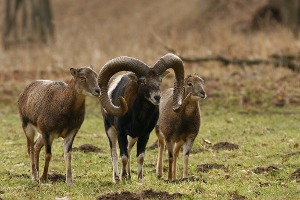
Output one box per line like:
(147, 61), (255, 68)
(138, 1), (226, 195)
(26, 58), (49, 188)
(153, 53), (185, 112)
(177, 92), (192, 112)
(98, 56), (150, 116)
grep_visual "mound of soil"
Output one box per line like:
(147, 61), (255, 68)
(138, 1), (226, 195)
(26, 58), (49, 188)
(72, 144), (102, 153)
(143, 163), (156, 168)
(147, 141), (158, 150)
(252, 166), (279, 174)
(190, 148), (207, 154)
(212, 142), (239, 151)
(97, 189), (182, 200)
(48, 173), (65, 182)
(98, 191), (139, 200)
(8, 173), (30, 179)
(229, 191), (246, 200)
(291, 168), (300, 182)
(197, 163), (227, 173)
(259, 182), (271, 187)
(142, 190), (182, 199)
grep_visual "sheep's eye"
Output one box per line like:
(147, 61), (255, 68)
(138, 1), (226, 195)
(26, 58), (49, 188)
(188, 82), (193, 86)
(80, 77), (86, 81)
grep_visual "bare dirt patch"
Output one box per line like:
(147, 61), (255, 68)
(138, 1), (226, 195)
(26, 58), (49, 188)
(97, 189), (182, 200)
(286, 151), (300, 157)
(8, 173), (30, 179)
(48, 173), (65, 183)
(229, 191), (246, 200)
(259, 182), (272, 187)
(252, 166), (279, 174)
(144, 163), (156, 168)
(147, 140), (158, 150)
(72, 144), (102, 153)
(212, 142), (239, 151)
(7, 172), (66, 183)
(197, 163), (227, 173)
(190, 148), (207, 154)
(290, 168), (300, 182)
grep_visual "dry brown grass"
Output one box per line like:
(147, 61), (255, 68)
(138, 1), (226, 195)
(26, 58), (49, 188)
(0, 0), (300, 106)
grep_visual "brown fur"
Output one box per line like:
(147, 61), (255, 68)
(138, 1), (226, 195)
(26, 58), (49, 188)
(155, 75), (206, 180)
(18, 66), (99, 184)
(122, 79), (139, 108)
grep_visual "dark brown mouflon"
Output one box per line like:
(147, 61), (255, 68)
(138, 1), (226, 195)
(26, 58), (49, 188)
(97, 53), (185, 183)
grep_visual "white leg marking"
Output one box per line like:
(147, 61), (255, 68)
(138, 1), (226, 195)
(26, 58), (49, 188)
(34, 133), (44, 180)
(127, 136), (137, 179)
(64, 130), (77, 185)
(182, 138), (194, 178)
(107, 126), (119, 183)
(137, 153), (145, 181)
(121, 155), (128, 179)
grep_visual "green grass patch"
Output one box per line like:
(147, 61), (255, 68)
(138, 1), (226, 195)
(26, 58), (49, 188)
(1, 99), (299, 199)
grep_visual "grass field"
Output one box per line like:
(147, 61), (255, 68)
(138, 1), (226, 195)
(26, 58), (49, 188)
(0, 0), (300, 199)
(0, 99), (300, 199)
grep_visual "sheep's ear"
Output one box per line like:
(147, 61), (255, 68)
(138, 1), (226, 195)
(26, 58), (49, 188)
(200, 77), (205, 84)
(194, 73), (204, 84)
(161, 71), (170, 78)
(138, 77), (146, 83)
(127, 73), (138, 82)
(70, 68), (78, 77)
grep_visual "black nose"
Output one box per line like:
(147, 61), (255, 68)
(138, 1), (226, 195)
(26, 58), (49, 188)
(95, 88), (100, 96)
(200, 91), (206, 98)
(154, 95), (161, 102)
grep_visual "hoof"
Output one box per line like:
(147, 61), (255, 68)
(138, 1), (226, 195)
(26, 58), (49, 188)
(66, 179), (73, 185)
(114, 176), (120, 184)
(39, 177), (47, 184)
(32, 175), (39, 182)
(137, 177), (143, 183)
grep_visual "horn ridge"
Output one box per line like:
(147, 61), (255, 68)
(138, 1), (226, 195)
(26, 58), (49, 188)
(98, 56), (149, 116)
(153, 53), (185, 112)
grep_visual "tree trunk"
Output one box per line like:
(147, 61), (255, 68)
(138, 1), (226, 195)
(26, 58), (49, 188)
(2, 0), (54, 49)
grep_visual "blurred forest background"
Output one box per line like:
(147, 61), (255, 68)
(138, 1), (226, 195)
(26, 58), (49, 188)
(1, 0), (300, 108)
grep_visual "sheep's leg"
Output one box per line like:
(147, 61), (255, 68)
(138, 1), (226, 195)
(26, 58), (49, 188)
(166, 141), (174, 181)
(182, 138), (194, 178)
(63, 130), (77, 185)
(106, 126), (120, 183)
(136, 134), (150, 182)
(118, 133), (129, 180)
(172, 141), (184, 180)
(23, 124), (37, 181)
(40, 133), (54, 183)
(155, 125), (165, 179)
(34, 133), (44, 180)
(127, 136), (137, 180)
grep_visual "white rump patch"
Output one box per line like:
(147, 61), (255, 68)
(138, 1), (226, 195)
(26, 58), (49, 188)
(108, 72), (135, 99)
(108, 75), (124, 99)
